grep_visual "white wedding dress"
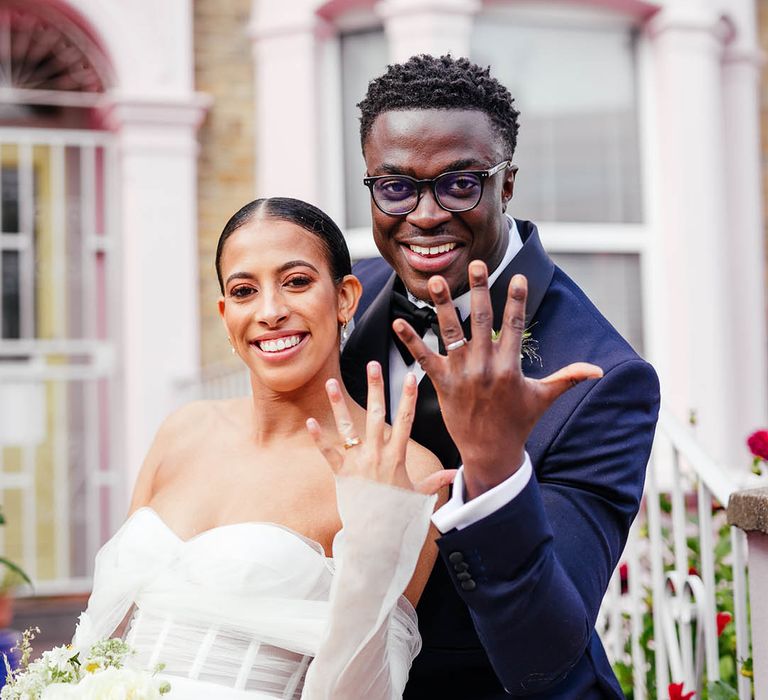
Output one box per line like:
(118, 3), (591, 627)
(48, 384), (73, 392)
(72, 477), (435, 699)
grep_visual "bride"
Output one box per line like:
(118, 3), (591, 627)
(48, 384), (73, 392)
(71, 197), (453, 699)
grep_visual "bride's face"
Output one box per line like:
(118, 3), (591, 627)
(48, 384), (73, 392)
(217, 217), (359, 394)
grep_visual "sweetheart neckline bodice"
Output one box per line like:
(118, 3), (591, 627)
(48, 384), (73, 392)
(128, 506), (333, 559)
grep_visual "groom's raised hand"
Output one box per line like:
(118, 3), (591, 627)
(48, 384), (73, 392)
(393, 261), (603, 501)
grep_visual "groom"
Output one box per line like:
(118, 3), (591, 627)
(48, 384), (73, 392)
(341, 55), (660, 699)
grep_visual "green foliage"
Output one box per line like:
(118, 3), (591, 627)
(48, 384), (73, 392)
(611, 494), (753, 700)
(707, 680), (739, 699)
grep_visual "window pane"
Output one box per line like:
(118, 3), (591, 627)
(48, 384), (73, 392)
(341, 28), (388, 229)
(2, 249), (20, 338)
(550, 252), (644, 354)
(472, 16), (642, 223)
(2, 166), (19, 233)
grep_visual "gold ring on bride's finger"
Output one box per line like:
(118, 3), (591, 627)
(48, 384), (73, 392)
(343, 436), (362, 450)
(445, 337), (468, 352)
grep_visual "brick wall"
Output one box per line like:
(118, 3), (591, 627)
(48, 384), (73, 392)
(194, 0), (255, 368)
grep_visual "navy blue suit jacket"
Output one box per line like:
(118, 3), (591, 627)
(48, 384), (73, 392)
(340, 221), (660, 699)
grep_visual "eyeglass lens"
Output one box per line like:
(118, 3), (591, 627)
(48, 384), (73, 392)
(372, 172), (483, 214)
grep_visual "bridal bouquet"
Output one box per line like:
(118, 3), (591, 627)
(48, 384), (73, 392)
(1, 628), (170, 699)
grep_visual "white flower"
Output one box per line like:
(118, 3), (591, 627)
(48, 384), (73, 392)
(41, 647), (78, 675)
(1, 669), (46, 700)
(40, 682), (79, 700)
(42, 667), (168, 700)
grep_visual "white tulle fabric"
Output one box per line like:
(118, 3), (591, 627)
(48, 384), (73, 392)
(73, 476), (436, 699)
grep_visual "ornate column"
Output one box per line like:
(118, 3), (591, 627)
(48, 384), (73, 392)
(101, 95), (209, 485)
(375, 0), (480, 62)
(647, 6), (738, 465)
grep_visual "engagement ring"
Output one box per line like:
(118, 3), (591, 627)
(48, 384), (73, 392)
(343, 436), (362, 450)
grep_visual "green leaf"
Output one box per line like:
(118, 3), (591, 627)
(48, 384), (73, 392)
(707, 680), (739, 699)
(0, 556), (32, 587)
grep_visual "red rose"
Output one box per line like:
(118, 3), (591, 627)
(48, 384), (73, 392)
(619, 562), (629, 595)
(668, 681), (695, 700)
(717, 611), (732, 636)
(748, 430), (768, 460)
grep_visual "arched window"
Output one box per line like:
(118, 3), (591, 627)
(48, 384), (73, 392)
(0, 0), (111, 124)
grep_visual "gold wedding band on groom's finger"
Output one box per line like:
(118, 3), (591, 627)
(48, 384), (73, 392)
(445, 337), (468, 352)
(343, 436), (362, 450)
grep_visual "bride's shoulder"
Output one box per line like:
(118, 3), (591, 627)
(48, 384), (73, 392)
(158, 398), (249, 435)
(128, 399), (246, 511)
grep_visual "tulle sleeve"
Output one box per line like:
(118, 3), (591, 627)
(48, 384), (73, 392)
(300, 476), (436, 700)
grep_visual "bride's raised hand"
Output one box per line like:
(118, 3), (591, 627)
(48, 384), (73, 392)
(307, 361), (455, 496)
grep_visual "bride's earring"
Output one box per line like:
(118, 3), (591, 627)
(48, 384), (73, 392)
(228, 337), (236, 355)
(340, 319), (349, 344)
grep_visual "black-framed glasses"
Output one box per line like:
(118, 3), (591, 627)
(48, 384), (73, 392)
(363, 160), (511, 216)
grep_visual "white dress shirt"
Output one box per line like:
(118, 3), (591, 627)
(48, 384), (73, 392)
(385, 218), (533, 532)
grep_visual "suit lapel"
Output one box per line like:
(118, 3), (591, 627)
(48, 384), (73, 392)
(341, 273), (396, 419)
(488, 219), (554, 330)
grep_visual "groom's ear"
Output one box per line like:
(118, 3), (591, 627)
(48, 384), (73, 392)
(337, 274), (363, 323)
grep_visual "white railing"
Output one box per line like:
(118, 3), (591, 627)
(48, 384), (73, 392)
(177, 364), (759, 699)
(0, 127), (118, 592)
(0, 340), (119, 591)
(174, 360), (249, 405)
(599, 408), (763, 700)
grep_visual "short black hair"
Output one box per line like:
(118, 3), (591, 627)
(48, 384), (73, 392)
(215, 197), (352, 293)
(358, 54), (520, 158)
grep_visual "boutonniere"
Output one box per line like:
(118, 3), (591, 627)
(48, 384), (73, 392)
(491, 325), (541, 365)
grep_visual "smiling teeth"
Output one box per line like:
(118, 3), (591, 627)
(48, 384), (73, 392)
(257, 335), (302, 353)
(409, 243), (457, 256)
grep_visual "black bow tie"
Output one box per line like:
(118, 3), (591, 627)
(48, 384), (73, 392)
(390, 287), (460, 364)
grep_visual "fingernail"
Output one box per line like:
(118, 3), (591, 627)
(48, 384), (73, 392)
(470, 260), (485, 277)
(368, 361), (381, 378)
(306, 418), (318, 431)
(405, 372), (417, 387)
(326, 379), (339, 396)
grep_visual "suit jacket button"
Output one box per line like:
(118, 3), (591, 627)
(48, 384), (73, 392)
(460, 579), (477, 591)
(457, 572), (472, 582)
(448, 551), (464, 564)
(453, 562), (469, 572)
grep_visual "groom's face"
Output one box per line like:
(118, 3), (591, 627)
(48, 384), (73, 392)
(363, 109), (515, 302)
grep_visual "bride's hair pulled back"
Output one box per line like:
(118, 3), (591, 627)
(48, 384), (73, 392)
(215, 197), (352, 293)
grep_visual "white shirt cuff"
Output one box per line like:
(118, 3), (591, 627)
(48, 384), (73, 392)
(431, 453), (533, 533)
